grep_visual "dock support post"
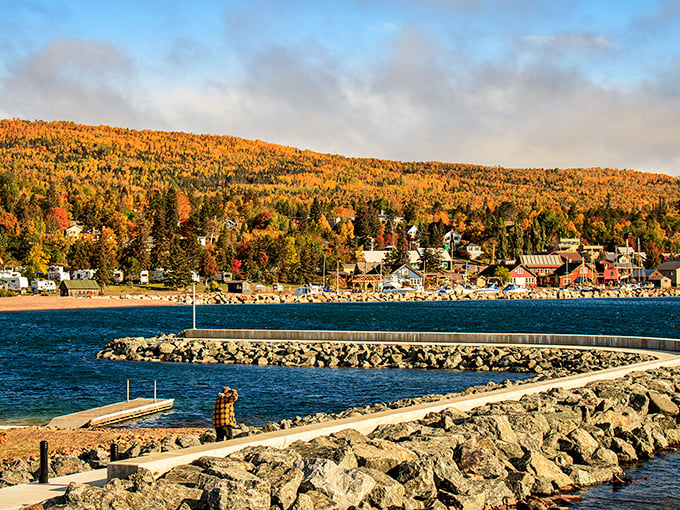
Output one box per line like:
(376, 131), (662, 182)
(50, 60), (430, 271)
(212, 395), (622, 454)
(126, 380), (130, 402)
(192, 283), (196, 329)
(110, 443), (118, 462)
(39, 440), (49, 483)
(154, 380), (157, 402)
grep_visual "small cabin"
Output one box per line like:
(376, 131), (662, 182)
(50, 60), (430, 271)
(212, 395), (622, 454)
(227, 281), (251, 293)
(59, 280), (101, 297)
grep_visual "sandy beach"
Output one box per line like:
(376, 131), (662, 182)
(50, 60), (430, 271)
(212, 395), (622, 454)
(0, 294), (181, 313)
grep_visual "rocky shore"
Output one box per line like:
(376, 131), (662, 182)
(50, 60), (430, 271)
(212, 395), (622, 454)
(105, 286), (680, 306)
(32, 365), (680, 510)
(97, 334), (653, 379)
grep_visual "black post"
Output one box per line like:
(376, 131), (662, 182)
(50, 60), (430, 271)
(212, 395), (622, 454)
(110, 443), (118, 462)
(39, 440), (49, 483)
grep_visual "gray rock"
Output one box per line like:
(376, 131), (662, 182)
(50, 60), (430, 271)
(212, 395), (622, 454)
(467, 478), (516, 507)
(505, 471), (535, 500)
(609, 437), (638, 463)
(454, 442), (507, 479)
(255, 462), (304, 510)
(301, 490), (338, 510)
(0, 469), (34, 486)
(358, 467), (406, 509)
(388, 458), (437, 500)
(648, 391), (680, 416)
(162, 464), (204, 487)
(351, 438), (417, 472)
(192, 455), (255, 475)
(438, 491), (486, 510)
(52, 455), (91, 477)
(81, 448), (110, 469)
(242, 445), (303, 468)
(514, 451), (573, 490)
(300, 458), (375, 510)
(292, 437), (358, 469)
(431, 454), (470, 495)
(197, 470), (271, 510)
(176, 434), (202, 448)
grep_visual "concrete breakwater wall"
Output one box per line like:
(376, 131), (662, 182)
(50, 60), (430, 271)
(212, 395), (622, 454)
(103, 286), (680, 306)
(41, 365), (680, 510)
(97, 334), (655, 379)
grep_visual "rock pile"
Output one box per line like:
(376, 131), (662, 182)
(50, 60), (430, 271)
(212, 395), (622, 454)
(105, 286), (680, 306)
(42, 367), (680, 510)
(98, 335), (653, 379)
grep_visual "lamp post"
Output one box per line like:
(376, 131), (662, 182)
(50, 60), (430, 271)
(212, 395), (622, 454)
(192, 282), (196, 330)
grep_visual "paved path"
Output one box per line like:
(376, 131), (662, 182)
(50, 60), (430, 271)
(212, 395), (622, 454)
(47, 399), (174, 428)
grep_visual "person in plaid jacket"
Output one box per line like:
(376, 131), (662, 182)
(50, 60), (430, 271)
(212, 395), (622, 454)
(213, 386), (238, 441)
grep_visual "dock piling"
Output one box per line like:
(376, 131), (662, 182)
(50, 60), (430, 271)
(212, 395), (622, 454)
(110, 443), (118, 462)
(39, 441), (48, 483)
(154, 380), (157, 403)
(126, 380), (129, 402)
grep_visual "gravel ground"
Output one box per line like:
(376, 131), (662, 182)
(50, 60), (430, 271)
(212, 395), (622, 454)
(0, 426), (208, 471)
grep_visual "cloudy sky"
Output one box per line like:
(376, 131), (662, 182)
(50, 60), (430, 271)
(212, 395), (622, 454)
(2, 1), (680, 175)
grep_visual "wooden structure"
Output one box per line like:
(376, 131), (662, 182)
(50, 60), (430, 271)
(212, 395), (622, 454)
(59, 280), (101, 297)
(46, 398), (174, 428)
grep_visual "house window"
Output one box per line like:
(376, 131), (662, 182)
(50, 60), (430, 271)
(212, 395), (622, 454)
(517, 268), (523, 274)
(564, 278), (570, 285)
(580, 266), (587, 274)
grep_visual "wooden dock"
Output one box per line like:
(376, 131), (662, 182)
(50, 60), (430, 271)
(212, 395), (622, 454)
(46, 398), (174, 428)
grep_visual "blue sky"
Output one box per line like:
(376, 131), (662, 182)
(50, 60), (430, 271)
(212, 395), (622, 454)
(2, 1), (680, 175)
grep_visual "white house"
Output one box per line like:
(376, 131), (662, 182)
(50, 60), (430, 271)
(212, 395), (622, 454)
(463, 243), (483, 260)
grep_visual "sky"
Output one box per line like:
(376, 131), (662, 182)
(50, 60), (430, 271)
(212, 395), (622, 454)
(2, 0), (680, 175)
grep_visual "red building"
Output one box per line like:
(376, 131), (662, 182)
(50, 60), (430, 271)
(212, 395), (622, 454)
(555, 262), (597, 288)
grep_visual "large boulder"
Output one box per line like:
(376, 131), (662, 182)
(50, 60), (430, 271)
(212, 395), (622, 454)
(514, 451), (573, 490)
(388, 458), (437, 501)
(648, 391), (680, 416)
(197, 470), (271, 510)
(358, 467), (406, 509)
(291, 437), (358, 469)
(52, 455), (91, 477)
(254, 462), (304, 510)
(299, 457), (375, 510)
(454, 442), (507, 479)
(351, 438), (418, 472)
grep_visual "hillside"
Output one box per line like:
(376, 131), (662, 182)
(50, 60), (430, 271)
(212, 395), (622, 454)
(1, 118), (679, 286)
(1, 119), (677, 211)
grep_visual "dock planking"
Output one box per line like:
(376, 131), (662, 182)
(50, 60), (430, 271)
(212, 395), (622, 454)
(46, 398), (174, 429)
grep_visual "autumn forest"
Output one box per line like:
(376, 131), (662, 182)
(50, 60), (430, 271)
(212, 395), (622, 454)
(1, 119), (679, 287)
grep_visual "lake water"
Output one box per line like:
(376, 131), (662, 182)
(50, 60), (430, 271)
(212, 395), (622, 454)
(1, 297), (679, 508)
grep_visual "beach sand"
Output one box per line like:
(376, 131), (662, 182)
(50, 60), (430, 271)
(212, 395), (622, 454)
(0, 294), (180, 312)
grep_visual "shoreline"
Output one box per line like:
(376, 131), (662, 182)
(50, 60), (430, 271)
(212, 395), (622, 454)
(2, 285), (679, 312)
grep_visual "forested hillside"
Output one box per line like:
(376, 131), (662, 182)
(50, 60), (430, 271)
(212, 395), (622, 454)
(1, 119), (679, 286)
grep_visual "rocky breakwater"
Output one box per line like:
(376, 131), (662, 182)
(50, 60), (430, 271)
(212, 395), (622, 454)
(105, 286), (680, 306)
(42, 366), (680, 510)
(97, 334), (652, 379)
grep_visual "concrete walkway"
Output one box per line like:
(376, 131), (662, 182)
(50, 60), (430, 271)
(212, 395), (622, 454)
(0, 469), (107, 510)
(3, 332), (680, 509)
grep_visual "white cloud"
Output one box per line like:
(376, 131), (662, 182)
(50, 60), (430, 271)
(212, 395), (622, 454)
(2, 30), (680, 176)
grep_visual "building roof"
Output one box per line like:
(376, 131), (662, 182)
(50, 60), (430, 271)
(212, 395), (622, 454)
(519, 254), (563, 267)
(656, 259), (680, 271)
(59, 280), (100, 290)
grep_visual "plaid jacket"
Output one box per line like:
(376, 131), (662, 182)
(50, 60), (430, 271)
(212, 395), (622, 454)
(213, 389), (238, 427)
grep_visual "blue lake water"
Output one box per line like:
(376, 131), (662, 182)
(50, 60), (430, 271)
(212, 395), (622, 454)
(1, 297), (679, 508)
